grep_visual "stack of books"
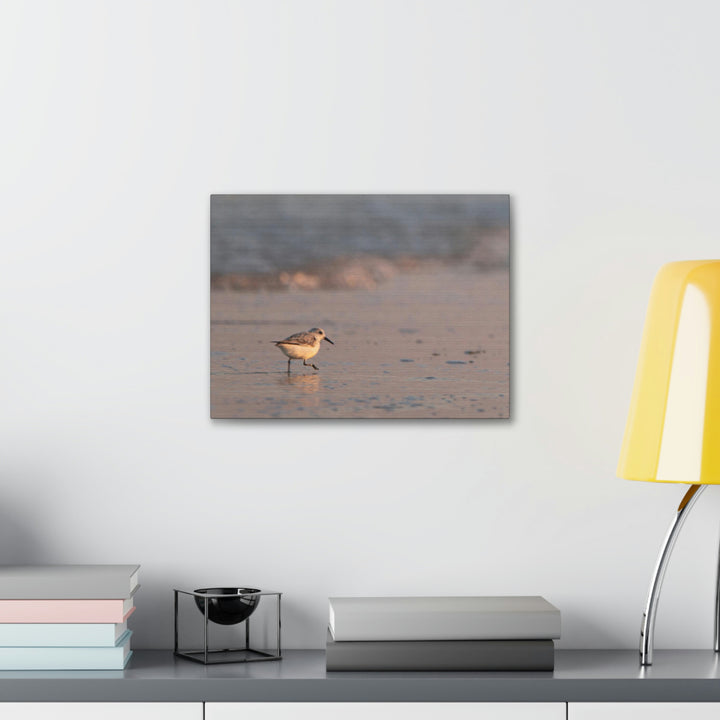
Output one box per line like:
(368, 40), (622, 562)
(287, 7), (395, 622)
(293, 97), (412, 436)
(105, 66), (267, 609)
(326, 596), (561, 671)
(0, 565), (139, 670)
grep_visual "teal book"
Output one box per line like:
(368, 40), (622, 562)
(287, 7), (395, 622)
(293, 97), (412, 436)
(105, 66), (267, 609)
(0, 621), (128, 647)
(0, 630), (132, 670)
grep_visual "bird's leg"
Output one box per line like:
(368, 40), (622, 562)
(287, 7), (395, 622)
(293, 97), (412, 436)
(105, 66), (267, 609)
(303, 360), (319, 371)
(287, 358), (291, 374)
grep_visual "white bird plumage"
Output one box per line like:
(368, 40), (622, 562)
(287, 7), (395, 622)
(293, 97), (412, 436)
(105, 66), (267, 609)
(272, 327), (334, 373)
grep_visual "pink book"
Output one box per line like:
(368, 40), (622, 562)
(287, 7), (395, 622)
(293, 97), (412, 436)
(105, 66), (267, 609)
(0, 598), (135, 623)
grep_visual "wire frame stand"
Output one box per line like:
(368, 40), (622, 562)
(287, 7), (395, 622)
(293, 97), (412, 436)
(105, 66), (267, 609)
(174, 589), (282, 665)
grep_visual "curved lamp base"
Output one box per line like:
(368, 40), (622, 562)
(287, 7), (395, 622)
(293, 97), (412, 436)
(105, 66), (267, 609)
(640, 484), (712, 665)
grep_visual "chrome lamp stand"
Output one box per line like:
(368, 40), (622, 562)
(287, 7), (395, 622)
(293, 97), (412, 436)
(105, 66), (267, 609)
(640, 484), (720, 665)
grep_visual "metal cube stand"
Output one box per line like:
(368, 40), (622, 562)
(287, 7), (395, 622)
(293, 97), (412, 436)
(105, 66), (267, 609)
(174, 589), (282, 665)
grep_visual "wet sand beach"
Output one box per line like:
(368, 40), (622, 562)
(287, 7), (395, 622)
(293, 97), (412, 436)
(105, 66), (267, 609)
(211, 267), (509, 419)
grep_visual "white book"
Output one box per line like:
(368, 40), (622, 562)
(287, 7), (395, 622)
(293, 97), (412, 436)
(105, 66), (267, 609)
(0, 620), (128, 647)
(328, 596), (561, 641)
(0, 565), (139, 599)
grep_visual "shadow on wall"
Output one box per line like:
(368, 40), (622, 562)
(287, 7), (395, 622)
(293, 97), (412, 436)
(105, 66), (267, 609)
(0, 505), (47, 564)
(559, 604), (635, 650)
(126, 570), (177, 650)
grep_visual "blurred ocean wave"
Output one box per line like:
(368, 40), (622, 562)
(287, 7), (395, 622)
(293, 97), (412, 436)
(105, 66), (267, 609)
(211, 195), (510, 282)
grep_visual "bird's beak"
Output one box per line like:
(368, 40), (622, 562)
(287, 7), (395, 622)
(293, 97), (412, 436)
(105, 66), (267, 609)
(324, 337), (334, 345)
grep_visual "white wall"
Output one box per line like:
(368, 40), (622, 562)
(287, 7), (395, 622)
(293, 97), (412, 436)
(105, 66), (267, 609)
(1, 0), (719, 650)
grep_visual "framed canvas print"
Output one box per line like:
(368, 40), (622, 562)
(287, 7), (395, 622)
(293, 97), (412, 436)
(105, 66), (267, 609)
(211, 194), (510, 419)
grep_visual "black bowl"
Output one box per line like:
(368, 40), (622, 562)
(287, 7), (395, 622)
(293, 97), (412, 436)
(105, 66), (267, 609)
(194, 587), (261, 626)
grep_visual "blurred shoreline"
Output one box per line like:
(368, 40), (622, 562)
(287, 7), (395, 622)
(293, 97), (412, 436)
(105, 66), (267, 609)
(211, 194), (510, 276)
(211, 231), (509, 292)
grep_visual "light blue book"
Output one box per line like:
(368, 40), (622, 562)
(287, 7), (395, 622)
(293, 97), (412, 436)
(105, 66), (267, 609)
(0, 630), (132, 670)
(0, 621), (127, 647)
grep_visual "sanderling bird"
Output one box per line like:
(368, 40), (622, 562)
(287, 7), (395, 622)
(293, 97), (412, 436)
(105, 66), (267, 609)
(272, 327), (334, 373)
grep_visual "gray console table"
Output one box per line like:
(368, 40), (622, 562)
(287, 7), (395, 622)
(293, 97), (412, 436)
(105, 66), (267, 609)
(0, 649), (720, 703)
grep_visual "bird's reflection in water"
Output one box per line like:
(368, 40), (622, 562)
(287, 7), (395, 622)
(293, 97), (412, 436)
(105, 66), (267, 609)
(278, 373), (321, 394)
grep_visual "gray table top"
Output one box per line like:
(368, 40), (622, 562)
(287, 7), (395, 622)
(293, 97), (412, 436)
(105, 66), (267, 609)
(1, 650), (720, 702)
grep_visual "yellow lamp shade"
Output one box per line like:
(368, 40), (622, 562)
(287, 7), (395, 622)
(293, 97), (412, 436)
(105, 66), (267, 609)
(618, 260), (720, 484)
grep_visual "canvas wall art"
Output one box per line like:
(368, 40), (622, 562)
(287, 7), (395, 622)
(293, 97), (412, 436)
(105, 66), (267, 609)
(211, 195), (510, 419)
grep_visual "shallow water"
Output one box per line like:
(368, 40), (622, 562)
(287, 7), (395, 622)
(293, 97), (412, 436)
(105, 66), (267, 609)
(210, 269), (509, 419)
